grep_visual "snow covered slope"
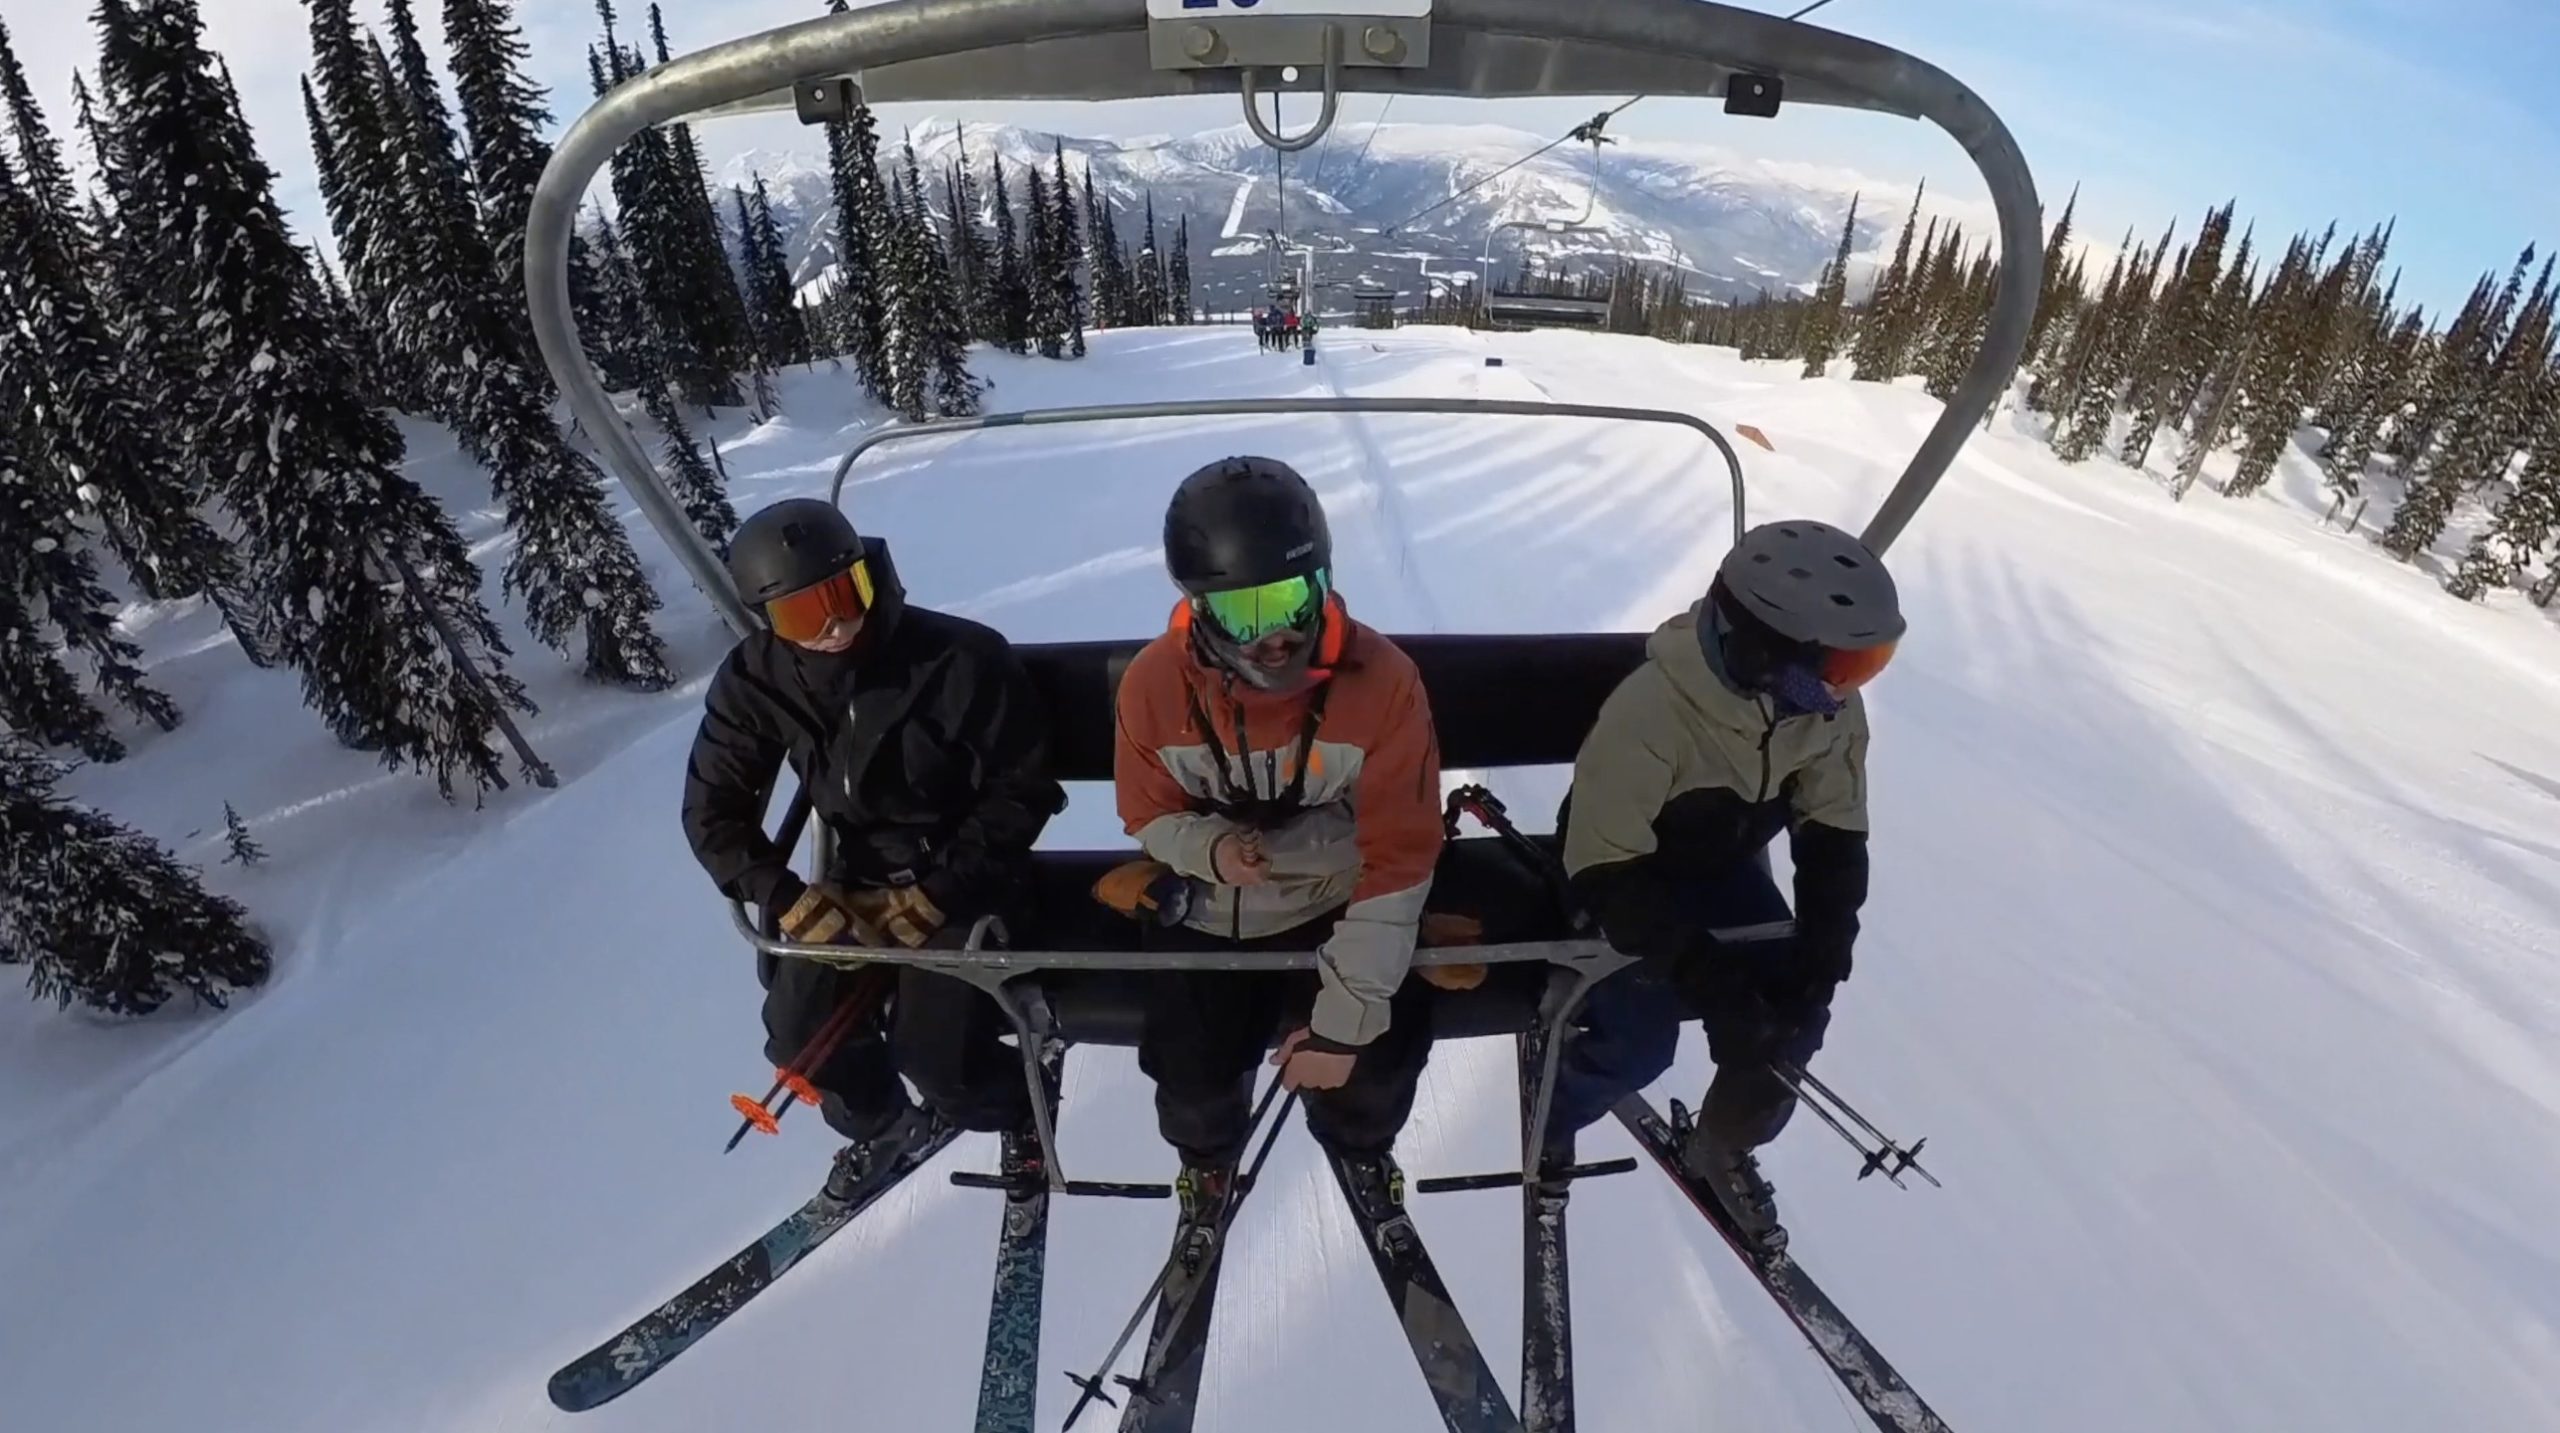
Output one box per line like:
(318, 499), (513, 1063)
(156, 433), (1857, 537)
(7, 328), (2560, 1433)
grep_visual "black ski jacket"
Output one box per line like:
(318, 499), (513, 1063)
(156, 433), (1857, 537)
(680, 540), (1065, 924)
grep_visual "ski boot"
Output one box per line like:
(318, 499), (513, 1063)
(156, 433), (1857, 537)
(1681, 1127), (1787, 1258)
(1336, 1150), (1416, 1256)
(1172, 1161), (1238, 1267)
(997, 1117), (1047, 1190)
(823, 1103), (941, 1203)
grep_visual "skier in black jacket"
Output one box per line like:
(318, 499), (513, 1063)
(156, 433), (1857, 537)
(683, 498), (1066, 1200)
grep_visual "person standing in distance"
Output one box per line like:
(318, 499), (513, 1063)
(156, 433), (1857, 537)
(683, 498), (1065, 1202)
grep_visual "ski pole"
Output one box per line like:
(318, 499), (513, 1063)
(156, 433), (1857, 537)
(1060, 1076), (1298, 1429)
(1778, 1062), (1939, 1187)
(723, 969), (887, 1152)
(1770, 1065), (1910, 1187)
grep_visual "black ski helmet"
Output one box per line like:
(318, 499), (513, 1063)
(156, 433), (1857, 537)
(728, 498), (864, 606)
(1713, 519), (1905, 650)
(1163, 456), (1332, 596)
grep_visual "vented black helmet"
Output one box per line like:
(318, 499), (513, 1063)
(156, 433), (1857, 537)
(1163, 457), (1332, 596)
(728, 498), (863, 605)
(1715, 519), (1905, 650)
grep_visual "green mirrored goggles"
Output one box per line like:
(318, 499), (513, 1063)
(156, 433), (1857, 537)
(1198, 569), (1328, 644)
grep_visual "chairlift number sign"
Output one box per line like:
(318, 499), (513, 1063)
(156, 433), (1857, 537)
(1147, 0), (1433, 18)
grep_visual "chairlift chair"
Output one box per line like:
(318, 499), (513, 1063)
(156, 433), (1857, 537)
(523, 0), (2041, 1192)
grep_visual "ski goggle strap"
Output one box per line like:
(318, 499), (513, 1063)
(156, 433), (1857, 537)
(763, 560), (875, 642)
(1196, 569), (1328, 644)
(1819, 639), (1897, 692)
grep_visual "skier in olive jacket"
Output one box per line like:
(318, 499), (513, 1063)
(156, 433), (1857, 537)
(1552, 519), (1903, 1251)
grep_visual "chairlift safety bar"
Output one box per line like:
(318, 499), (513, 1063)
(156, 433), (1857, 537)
(526, 0), (2041, 637)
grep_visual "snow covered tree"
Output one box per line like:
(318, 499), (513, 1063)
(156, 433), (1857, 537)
(2120, 203), (2235, 469)
(739, 176), (812, 368)
(579, 209), (659, 392)
(636, 383), (738, 553)
(2049, 247), (2138, 463)
(2445, 395), (2560, 600)
(813, 19), (890, 396)
(368, 1), (672, 687)
(1799, 195), (1859, 380)
(2319, 306), (2424, 500)
(1022, 163), (1064, 358)
(220, 801), (265, 866)
(2386, 253), (2553, 553)
(2, 735), (272, 1015)
(1849, 185), (1924, 381)
(1083, 168), (1127, 328)
(101, 0), (528, 797)
(1169, 213), (1193, 324)
(896, 140), (983, 417)
(0, 115), (233, 605)
(943, 152), (994, 341)
(442, 0), (585, 373)
(988, 152), (1030, 353)
(1049, 139), (1086, 358)
(1133, 194), (1166, 327)
(2024, 185), (2078, 371)
(2224, 232), (2338, 499)
(0, 411), (150, 761)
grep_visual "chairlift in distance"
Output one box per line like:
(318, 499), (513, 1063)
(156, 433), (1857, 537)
(1481, 111), (1618, 329)
(523, 0), (2041, 1202)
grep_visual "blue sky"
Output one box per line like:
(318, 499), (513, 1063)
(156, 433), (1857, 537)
(15, 0), (2559, 314)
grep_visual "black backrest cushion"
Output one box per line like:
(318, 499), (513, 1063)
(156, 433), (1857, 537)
(1018, 631), (1650, 783)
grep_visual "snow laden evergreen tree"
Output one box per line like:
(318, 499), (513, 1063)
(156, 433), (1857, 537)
(893, 139), (981, 417)
(1169, 213), (1194, 324)
(1924, 241), (1992, 403)
(1134, 193), (1167, 327)
(1084, 168), (1128, 328)
(592, 5), (742, 408)
(2445, 394), (2560, 600)
(303, 0), (430, 413)
(443, 0), (596, 376)
(2395, 251), (2528, 471)
(582, 209), (660, 392)
(2024, 184), (2079, 372)
(1049, 139), (1086, 357)
(1798, 194), (1859, 379)
(874, 161), (932, 422)
(738, 176), (813, 368)
(2319, 305), (2425, 500)
(942, 153), (994, 341)
(636, 383), (738, 554)
(2048, 242), (2148, 463)
(1, 735), (272, 1016)
(2120, 203), (2234, 469)
(1023, 163), (1065, 359)
(0, 413), (149, 761)
(988, 151), (1031, 352)
(371, 0), (673, 688)
(221, 800), (265, 866)
(816, 5), (893, 396)
(101, 0), (527, 798)
(2224, 233), (2335, 499)
(646, 4), (760, 383)
(2385, 254), (2554, 551)
(1848, 185), (1924, 381)
(0, 115), (232, 605)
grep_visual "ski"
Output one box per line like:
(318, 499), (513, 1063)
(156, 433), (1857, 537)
(1324, 1149), (1524, 1433)
(1612, 1094), (1953, 1433)
(970, 1152), (1053, 1431)
(971, 1042), (1068, 1433)
(1113, 1215), (1229, 1432)
(545, 1123), (961, 1413)
(1516, 1029), (1575, 1433)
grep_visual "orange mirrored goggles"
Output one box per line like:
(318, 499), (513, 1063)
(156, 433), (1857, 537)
(1820, 639), (1898, 692)
(763, 561), (875, 642)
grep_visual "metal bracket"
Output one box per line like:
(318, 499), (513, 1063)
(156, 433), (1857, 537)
(1240, 24), (1342, 151)
(1147, 7), (1431, 73)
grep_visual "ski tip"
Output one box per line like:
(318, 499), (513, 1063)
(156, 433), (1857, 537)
(545, 1369), (621, 1414)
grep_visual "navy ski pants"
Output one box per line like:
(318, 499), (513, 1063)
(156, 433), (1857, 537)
(1546, 849), (1831, 1149)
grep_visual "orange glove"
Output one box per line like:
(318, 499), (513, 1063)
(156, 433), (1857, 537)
(779, 882), (887, 946)
(1418, 962), (1488, 991)
(1092, 860), (1194, 926)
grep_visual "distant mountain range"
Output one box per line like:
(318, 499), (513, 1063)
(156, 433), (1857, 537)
(707, 119), (1931, 318)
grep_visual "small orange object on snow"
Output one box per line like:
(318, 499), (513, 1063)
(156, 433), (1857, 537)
(1737, 424), (1776, 451)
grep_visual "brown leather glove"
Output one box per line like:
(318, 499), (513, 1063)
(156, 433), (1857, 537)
(779, 882), (887, 946)
(846, 885), (946, 949)
(1418, 962), (1488, 991)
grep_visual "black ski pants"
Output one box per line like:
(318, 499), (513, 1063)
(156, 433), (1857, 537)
(1137, 911), (1436, 1167)
(1548, 850), (1830, 1150)
(761, 922), (1033, 1140)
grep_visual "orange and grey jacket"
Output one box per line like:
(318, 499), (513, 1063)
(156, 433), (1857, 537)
(1114, 613), (1443, 1047)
